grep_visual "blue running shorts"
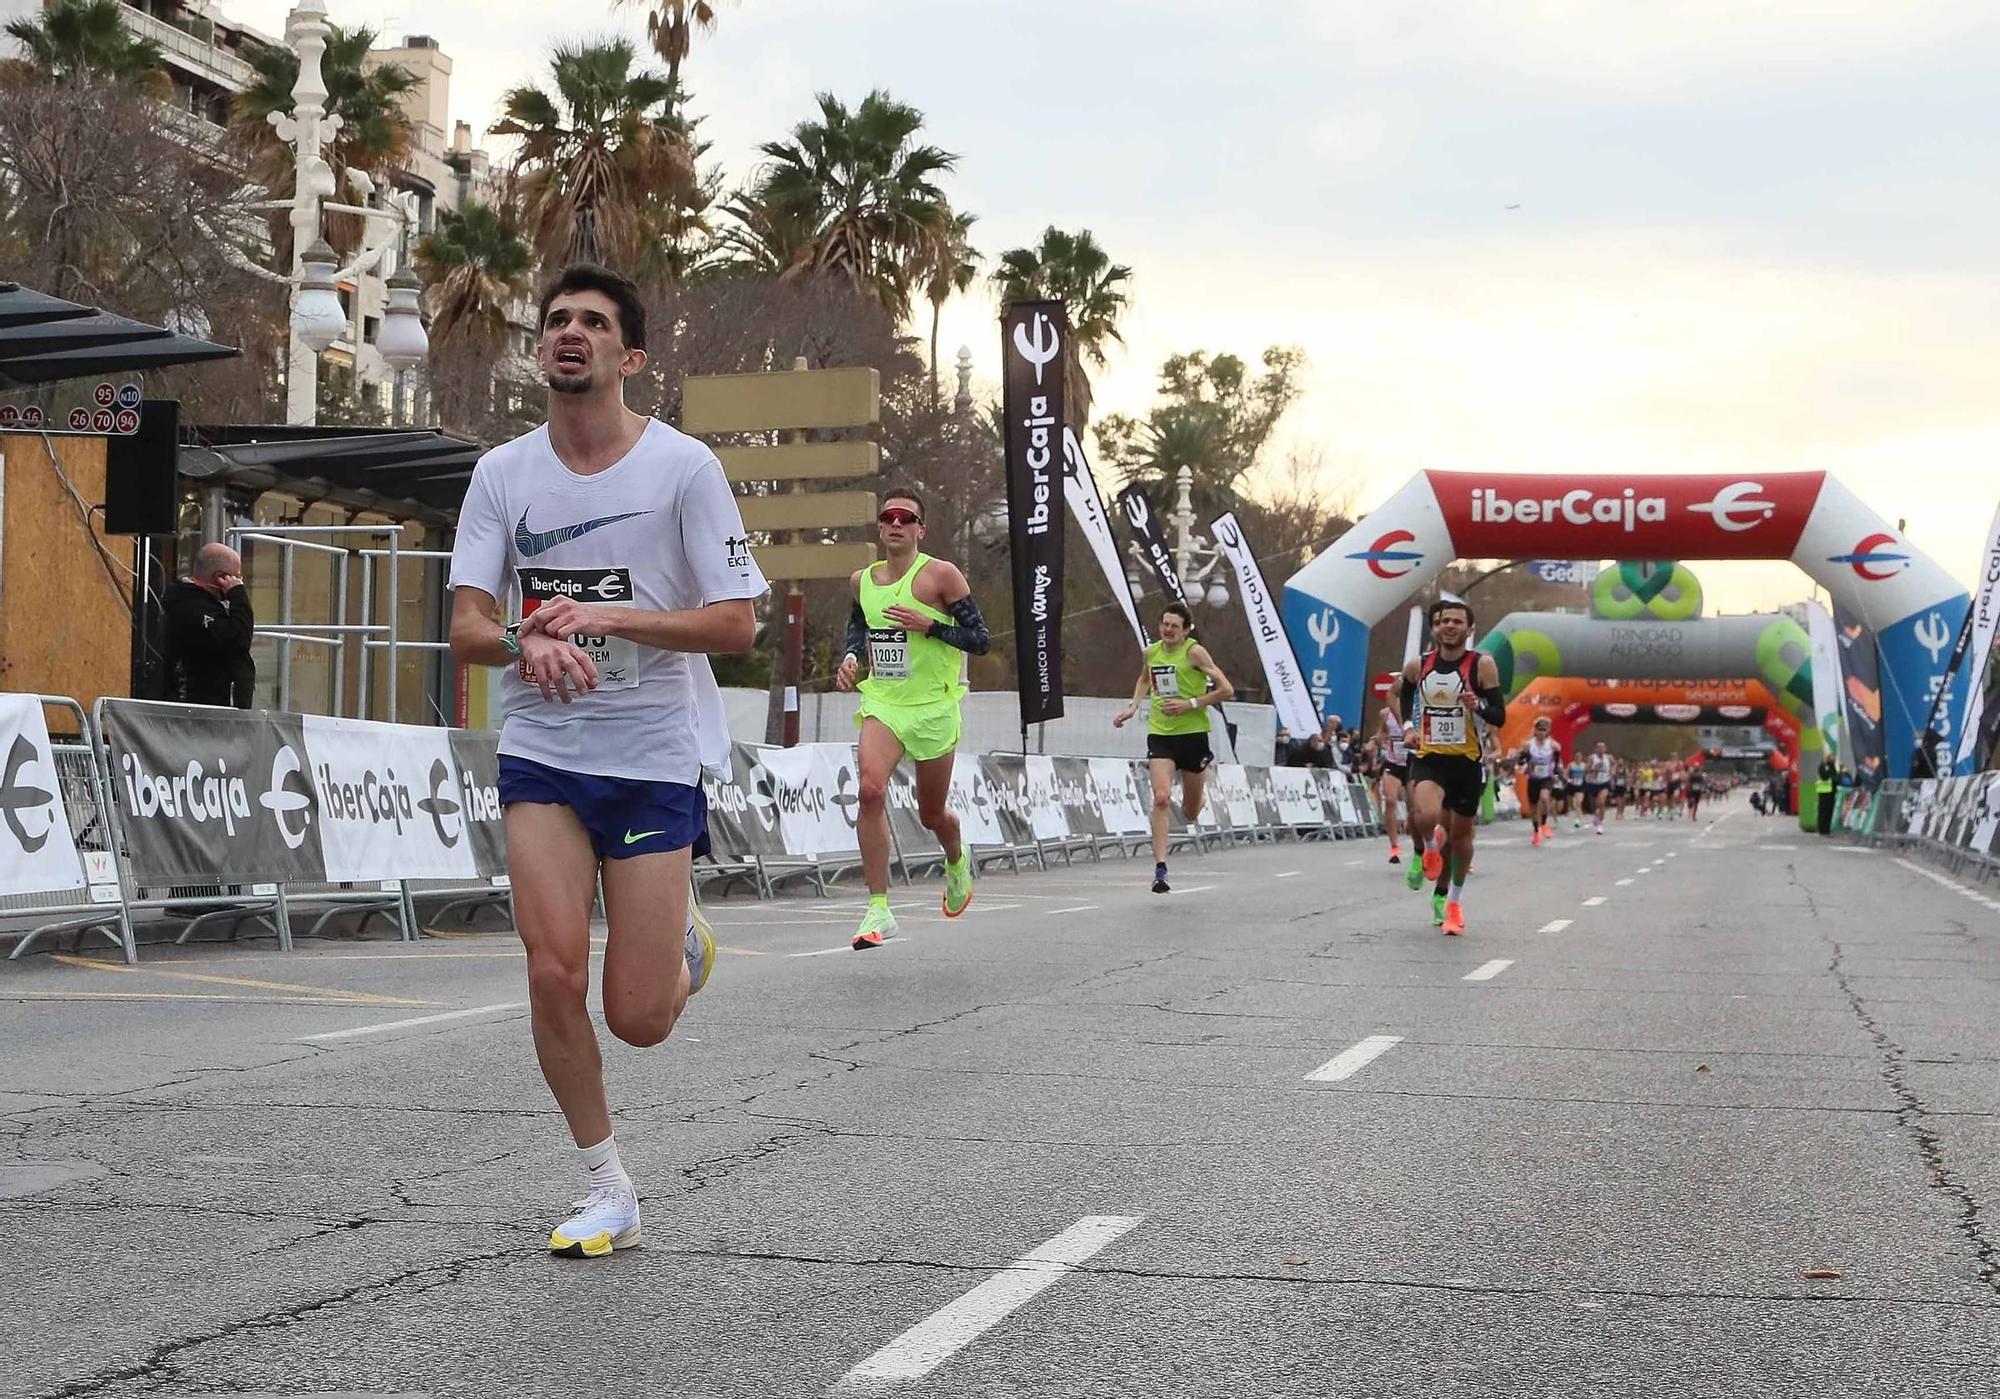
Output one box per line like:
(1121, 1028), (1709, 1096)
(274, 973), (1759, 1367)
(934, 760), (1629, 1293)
(498, 754), (710, 861)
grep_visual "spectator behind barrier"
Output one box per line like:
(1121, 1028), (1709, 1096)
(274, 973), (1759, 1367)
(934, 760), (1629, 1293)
(159, 542), (255, 709)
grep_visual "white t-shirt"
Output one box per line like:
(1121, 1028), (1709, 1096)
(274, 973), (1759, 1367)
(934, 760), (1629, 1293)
(1524, 737), (1560, 779)
(448, 419), (768, 785)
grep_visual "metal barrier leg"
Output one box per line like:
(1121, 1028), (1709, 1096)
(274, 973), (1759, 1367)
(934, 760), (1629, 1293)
(274, 885), (294, 953)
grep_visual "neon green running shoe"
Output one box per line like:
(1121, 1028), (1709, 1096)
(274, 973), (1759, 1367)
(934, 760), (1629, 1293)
(1431, 892), (1447, 927)
(852, 897), (897, 951)
(1404, 856), (1425, 892)
(942, 854), (973, 918)
(685, 884), (716, 996)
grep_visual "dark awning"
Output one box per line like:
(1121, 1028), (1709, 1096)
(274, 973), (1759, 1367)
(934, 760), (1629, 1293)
(181, 423), (486, 523)
(0, 282), (239, 390)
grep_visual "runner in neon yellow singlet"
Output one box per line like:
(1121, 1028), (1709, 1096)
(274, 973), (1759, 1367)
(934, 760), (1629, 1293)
(835, 487), (990, 949)
(1113, 601), (1235, 893)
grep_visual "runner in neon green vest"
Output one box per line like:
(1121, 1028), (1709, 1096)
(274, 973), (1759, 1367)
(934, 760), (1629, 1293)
(1113, 601), (1235, 893)
(835, 487), (991, 949)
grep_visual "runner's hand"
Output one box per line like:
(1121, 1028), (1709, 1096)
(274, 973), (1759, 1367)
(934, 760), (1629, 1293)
(522, 595), (610, 641)
(882, 604), (930, 630)
(1159, 698), (1193, 717)
(1112, 705), (1134, 728)
(835, 653), (860, 692)
(519, 631), (598, 703)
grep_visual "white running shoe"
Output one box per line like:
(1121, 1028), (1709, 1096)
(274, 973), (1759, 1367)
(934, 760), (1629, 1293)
(550, 1182), (641, 1257)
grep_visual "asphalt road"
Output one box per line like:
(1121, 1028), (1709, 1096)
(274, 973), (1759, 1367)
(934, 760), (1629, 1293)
(3, 796), (1997, 1398)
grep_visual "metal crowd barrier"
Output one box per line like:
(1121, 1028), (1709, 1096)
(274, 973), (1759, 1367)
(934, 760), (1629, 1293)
(1, 697), (132, 963)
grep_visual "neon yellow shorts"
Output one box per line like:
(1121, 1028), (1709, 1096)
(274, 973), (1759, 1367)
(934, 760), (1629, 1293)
(856, 694), (963, 763)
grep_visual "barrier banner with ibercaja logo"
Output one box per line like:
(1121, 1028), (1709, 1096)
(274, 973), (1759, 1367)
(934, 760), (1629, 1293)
(99, 700), (324, 886)
(702, 743), (782, 862)
(301, 717), (480, 882)
(981, 753), (1070, 844)
(743, 743), (858, 859)
(0, 695), (85, 896)
(445, 729), (508, 878)
(950, 759), (1012, 848)
(1088, 757), (1150, 836)
(1052, 757), (1108, 839)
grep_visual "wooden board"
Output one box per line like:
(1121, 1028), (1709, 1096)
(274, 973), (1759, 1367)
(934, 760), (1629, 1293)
(737, 490), (877, 532)
(716, 440), (879, 484)
(683, 367), (880, 433)
(0, 434), (131, 717)
(751, 541), (877, 581)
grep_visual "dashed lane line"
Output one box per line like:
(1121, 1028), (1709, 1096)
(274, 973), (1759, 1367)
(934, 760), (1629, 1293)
(1582, 897), (1606, 907)
(300, 1002), (526, 1042)
(833, 1215), (1144, 1392)
(1305, 1035), (1404, 1082)
(1615, 879), (1634, 887)
(1463, 959), (1513, 981)
(1050, 905), (1099, 914)
(1276, 871), (1302, 878)
(1538, 919), (1572, 933)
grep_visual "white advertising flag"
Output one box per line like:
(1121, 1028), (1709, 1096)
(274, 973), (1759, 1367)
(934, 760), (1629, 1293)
(1805, 601), (1846, 768)
(1952, 501), (2000, 770)
(0, 695), (85, 896)
(1210, 512), (1322, 736)
(1062, 428), (1148, 648)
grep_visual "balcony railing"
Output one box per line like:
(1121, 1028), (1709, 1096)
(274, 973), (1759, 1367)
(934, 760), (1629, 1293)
(119, 3), (258, 92)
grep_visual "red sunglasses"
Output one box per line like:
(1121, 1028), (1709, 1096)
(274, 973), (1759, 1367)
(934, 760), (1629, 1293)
(879, 508), (921, 526)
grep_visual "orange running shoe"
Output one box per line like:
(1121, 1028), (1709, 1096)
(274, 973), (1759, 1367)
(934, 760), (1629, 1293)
(1421, 844), (1444, 881)
(1388, 844), (1403, 865)
(1531, 827), (1543, 848)
(1442, 901), (1466, 935)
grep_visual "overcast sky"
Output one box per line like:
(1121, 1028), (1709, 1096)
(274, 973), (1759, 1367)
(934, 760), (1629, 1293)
(220, 0), (2000, 610)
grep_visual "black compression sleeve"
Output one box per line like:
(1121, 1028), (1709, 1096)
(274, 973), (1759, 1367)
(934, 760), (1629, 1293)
(1398, 676), (1418, 723)
(928, 594), (991, 655)
(842, 602), (868, 662)
(1475, 683), (1508, 727)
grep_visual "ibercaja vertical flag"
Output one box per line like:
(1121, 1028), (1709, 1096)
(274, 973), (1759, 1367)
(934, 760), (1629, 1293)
(1002, 299), (1068, 725)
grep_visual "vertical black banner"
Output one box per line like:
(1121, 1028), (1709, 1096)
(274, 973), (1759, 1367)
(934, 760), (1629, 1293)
(1115, 484), (1188, 608)
(1002, 299), (1068, 726)
(1834, 604), (1887, 783)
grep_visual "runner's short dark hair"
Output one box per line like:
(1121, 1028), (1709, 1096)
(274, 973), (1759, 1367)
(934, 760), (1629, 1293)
(1428, 598), (1474, 627)
(538, 264), (646, 352)
(1162, 601), (1193, 629)
(880, 485), (925, 517)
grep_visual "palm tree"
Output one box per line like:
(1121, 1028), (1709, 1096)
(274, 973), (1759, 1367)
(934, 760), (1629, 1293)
(730, 89), (956, 321)
(914, 208), (979, 399)
(620, 0), (728, 93)
(3, 0), (166, 90)
(414, 199), (533, 344)
(492, 39), (694, 271)
(232, 25), (416, 259)
(990, 226), (1132, 431)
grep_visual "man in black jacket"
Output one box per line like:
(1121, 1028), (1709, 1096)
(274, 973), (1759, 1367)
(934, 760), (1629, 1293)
(160, 543), (255, 707)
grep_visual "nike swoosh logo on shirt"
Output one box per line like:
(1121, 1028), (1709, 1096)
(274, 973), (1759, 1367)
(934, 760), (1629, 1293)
(515, 508), (652, 558)
(624, 829), (666, 845)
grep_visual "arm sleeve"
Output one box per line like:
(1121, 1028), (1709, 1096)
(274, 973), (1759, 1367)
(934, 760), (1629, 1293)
(927, 594), (991, 655)
(843, 602), (869, 662)
(1474, 683), (1508, 727)
(1397, 675), (1418, 723)
(447, 457), (512, 602)
(681, 454), (770, 606)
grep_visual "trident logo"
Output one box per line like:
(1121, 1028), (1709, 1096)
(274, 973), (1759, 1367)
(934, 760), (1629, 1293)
(1307, 608), (1340, 656)
(1914, 611), (1951, 664)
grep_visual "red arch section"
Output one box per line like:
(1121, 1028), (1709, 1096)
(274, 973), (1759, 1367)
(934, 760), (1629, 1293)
(1425, 471), (1825, 560)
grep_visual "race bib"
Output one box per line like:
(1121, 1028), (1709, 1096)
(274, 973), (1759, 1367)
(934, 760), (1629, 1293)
(1150, 664), (1181, 699)
(1423, 706), (1467, 747)
(518, 566), (639, 691)
(868, 628), (911, 680)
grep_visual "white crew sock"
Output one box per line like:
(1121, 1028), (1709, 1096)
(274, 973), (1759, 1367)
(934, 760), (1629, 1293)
(578, 1134), (632, 1194)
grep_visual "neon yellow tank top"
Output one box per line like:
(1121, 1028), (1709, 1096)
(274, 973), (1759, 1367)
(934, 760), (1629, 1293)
(858, 553), (964, 708)
(1145, 639), (1211, 736)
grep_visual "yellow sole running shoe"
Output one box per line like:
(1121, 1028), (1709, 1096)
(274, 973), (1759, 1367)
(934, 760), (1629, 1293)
(549, 1185), (641, 1258)
(686, 888), (716, 996)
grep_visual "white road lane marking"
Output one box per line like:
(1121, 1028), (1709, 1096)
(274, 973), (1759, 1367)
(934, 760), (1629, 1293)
(300, 1002), (525, 1042)
(1582, 897), (1606, 907)
(834, 1215), (1144, 1391)
(1276, 871), (1302, 878)
(1306, 1035), (1404, 1082)
(1463, 959), (1513, 981)
(1539, 919), (1572, 933)
(1760, 842), (1799, 850)
(1176, 885), (1217, 893)
(1615, 879), (1634, 886)
(1050, 905), (1098, 914)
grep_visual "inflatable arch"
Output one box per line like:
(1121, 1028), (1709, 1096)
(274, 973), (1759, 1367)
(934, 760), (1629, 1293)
(1283, 472), (1973, 777)
(1479, 606), (1824, 828)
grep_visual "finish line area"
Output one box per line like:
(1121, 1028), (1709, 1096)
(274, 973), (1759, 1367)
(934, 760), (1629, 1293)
(4, 801), (1996, 1398)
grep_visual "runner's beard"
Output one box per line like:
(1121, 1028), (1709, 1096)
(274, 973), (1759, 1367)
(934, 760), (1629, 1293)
(547, 366), (595, 395)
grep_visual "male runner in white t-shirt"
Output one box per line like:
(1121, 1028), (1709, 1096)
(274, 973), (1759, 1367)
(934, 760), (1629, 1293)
(448, 264), (767, 1258)
(1517, 718), (1562, 847)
